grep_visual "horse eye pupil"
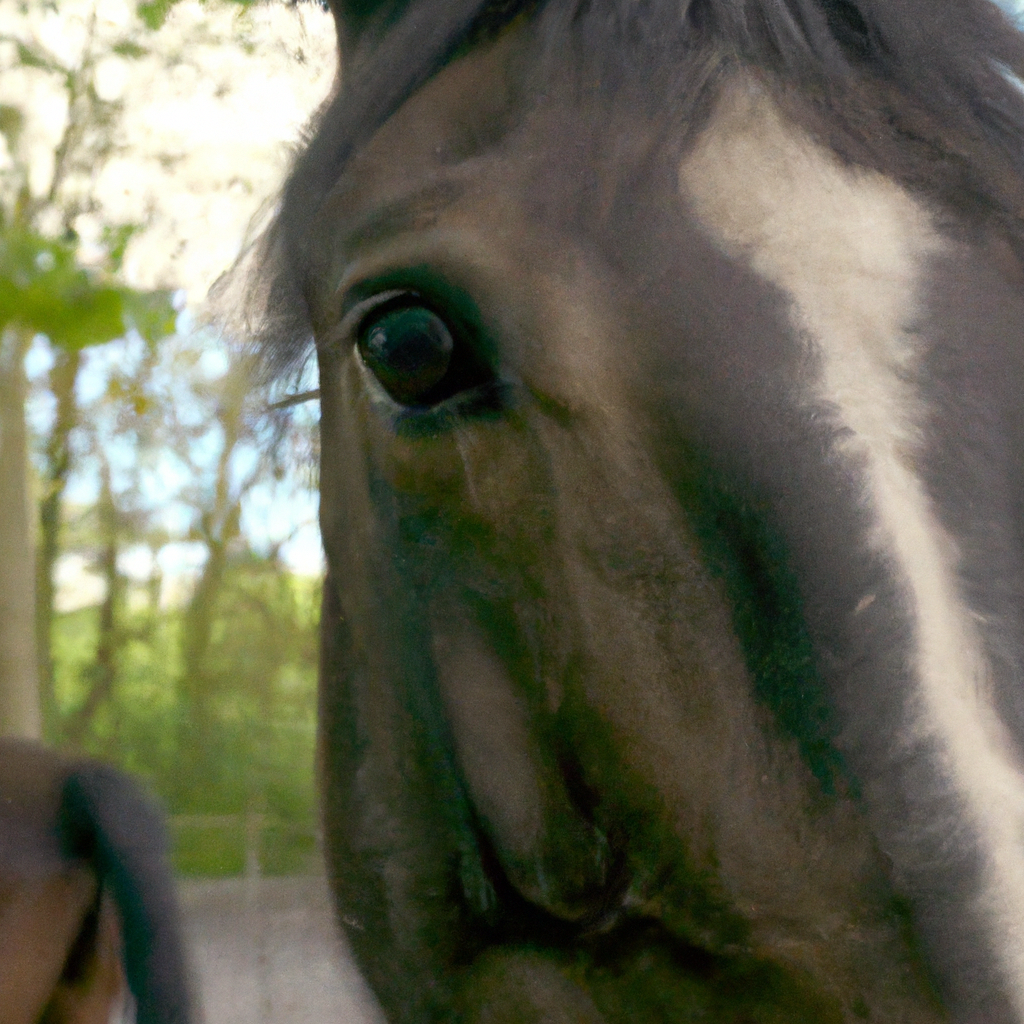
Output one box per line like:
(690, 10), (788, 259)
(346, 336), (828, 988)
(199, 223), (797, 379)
(359, 306), (454, 405)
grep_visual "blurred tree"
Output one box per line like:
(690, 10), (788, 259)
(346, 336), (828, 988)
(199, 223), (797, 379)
(0, 0), (176, 736)
(0, 0), (327, 874)
(42, 327), (322, 873)
(63, 460), (123, 745)
(0, 323), (38, 736)
(167, 350), (298, 807)
(0, 233), (173, 736)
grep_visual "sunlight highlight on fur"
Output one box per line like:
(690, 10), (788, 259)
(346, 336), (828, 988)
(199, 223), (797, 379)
(680, 75), (1024, 1016)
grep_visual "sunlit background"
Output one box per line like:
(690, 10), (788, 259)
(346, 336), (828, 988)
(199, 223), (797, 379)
(6, 0), (333, 599)
(1, 0), (335, 842)
(0, 1), (386, 1019)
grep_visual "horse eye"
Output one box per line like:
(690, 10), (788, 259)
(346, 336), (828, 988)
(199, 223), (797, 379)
(358, 305), (455, 406)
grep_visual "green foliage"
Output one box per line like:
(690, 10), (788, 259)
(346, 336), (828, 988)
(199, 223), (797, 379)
(52, 563), (321, 876)
(173, 821), (248, 876)
(137, 0), (268, 30)
(0, 106), (25, 149)
(100, 224), (139, 274)
(110, 40), (150, 59)
(13, 40), (58, 73)
(136, 0), (280, 29)
(0, 231), (175, 349)
(136, 0), (175, 30)
(122, 288), (179, 342)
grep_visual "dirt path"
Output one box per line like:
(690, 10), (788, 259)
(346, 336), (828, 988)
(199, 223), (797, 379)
(178, 877), (384, 1024)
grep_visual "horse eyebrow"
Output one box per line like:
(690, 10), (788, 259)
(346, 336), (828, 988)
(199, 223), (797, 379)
(251, 178), (469, 385)
(335, 179), (469, 253)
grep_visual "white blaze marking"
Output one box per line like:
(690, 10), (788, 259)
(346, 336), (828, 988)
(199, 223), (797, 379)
(680, 76), (1024, 1015)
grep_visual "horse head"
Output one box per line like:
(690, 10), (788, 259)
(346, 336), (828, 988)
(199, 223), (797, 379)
(252, 1), (1024, 1019)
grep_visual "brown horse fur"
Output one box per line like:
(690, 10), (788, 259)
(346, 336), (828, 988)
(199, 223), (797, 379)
(0, 739), (194, 1024)
(241, 0), (1024, 1021)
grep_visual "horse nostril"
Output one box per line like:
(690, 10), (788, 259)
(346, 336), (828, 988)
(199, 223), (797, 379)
(462, 807), (632, 940)
(430, 608), (627, 930)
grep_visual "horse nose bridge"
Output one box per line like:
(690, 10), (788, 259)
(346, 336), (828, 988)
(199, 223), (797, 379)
(428, 601), (619, 923)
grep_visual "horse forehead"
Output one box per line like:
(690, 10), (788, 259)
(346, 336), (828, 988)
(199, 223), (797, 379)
(330, 25), (677, 243)
(679, 77), (943, 318)
(329, 60), (927, 410)
(336, 27), (530, 200)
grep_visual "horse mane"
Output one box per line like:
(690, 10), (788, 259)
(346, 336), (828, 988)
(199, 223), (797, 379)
(239, 0), (1024, 385)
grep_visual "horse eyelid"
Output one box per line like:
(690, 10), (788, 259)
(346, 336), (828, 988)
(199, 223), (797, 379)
(265, 293), (414, 411)
(318, 289), (416, 352)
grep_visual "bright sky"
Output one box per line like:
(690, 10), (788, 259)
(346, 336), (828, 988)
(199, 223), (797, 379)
(2, 0), (336, 607)
(1, 0), (336, 291)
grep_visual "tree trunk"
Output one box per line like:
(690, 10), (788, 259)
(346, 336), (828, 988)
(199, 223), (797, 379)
(36, 347), (81, 736)
(175, 365), (246, 805)
(0, 327), (41, 738)
(65, 460), (121, 747)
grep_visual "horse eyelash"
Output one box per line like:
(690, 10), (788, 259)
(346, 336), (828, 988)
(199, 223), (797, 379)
(325, 289), (417, 351)
(268, 389), (321, 410)
(266, 289), (419, 410)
